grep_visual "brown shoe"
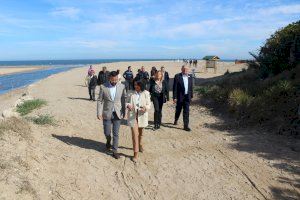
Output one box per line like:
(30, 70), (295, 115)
(113, 152), (120, 159)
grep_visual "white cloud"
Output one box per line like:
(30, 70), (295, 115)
(259, 4), (300, 15)
(19, 38), (120, 49)
(51, 7), (81, 19)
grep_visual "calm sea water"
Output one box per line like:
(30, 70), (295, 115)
(0, 59), (173, 67)
(0, 66), (80, 95)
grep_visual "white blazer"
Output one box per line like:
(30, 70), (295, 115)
(127, 90), (151, 128)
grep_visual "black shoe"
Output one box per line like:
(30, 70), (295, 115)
(106, 136), (112, 150)
(184, 127), (191, 132)
(157, 124), (161, 129)
(152, 124), (158, 131)
(113, 152), (120, 159)
(173, 120), (178, 125)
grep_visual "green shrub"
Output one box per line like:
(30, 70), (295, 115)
(195, 85), (228, 103)
(26, 115), (56, 126)
(228, 89), (253, 116)
(16, 99), (47, 116)
(195, 86), (211, 96)
(264, 80), (294, 99)
(251, 20), (300, 77)
(248, 80), (298, 126)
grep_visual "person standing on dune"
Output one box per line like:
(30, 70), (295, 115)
(97, 71), (127, 159)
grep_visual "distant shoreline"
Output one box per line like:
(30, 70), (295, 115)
(0, 59), (238, 67)
(0, 66), (48, 76)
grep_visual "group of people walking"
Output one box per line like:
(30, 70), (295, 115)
(183, 59), (198, 67)
(88, 65), (193, 162)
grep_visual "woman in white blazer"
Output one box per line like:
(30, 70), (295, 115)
(127, 80), (151, 162)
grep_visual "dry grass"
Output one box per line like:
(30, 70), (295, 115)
(0, 117), (31, 140)
(16, 180), (38, 199)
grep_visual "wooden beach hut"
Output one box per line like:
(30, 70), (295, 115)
(202, 55), (220, 73)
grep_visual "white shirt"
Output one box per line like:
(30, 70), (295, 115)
(109, 85), (117, 100)
(135, 91), (141, 109)
(182, 74), (189, 95)
(108, 83), (117, 111)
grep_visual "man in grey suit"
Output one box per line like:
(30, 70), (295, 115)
(97, 71), (127, 159)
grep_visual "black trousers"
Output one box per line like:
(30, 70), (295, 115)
(165, 83), (170, 101)
(152, 94), (164, 126)
(175, 95), (190, 127)
(125, 80), (134, 91)
(88, 87), (96, 100)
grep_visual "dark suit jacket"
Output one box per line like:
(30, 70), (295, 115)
(97, 71), (110, 85)
(173, 73), (193, 102)
(149, 79), (168, 102)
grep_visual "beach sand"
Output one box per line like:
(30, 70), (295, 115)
(0, 66), (44, 76)
(0, 61), (299, 200)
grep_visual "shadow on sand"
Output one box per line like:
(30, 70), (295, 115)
(52, 134), (132, 159)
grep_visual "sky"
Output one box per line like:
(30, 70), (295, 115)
(0, 0), (299, 61)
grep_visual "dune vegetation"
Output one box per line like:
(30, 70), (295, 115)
(196, 21), (300, 135)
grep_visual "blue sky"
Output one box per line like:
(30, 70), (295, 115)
(0, 0), (299, 60)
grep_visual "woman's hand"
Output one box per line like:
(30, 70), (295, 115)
(139, 106), (146, 113)
(127, 104), (134, 111)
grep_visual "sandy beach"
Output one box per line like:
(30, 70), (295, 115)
(0, 61), (299, 200)
(0, 66), (46, 76)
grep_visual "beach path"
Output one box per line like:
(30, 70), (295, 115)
(0, 62), (299, 200)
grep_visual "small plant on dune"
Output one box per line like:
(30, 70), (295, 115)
(16, 99), (47, 116)
(26, 114), (56, 126)
(228, 89), (253, 115)
(264, 80), (295, 99)
(195, 86), (211, 95)
(196, 85), (229, 103)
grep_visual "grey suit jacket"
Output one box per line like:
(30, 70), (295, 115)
(97, 82), (127, 120)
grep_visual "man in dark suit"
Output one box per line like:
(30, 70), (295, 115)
(97, 66), (110, 85)
(173, 65), (193, 131)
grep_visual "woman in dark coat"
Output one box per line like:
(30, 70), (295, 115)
(149, 70), (168, 130)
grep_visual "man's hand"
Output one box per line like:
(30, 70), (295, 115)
(97, 115), (102, 120)
(173, 99), (177, 104)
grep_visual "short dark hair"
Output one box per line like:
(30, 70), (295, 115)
(109, 71), (118, 77)
(128, 66), (131, 69)
(134, 80), (146, 91)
